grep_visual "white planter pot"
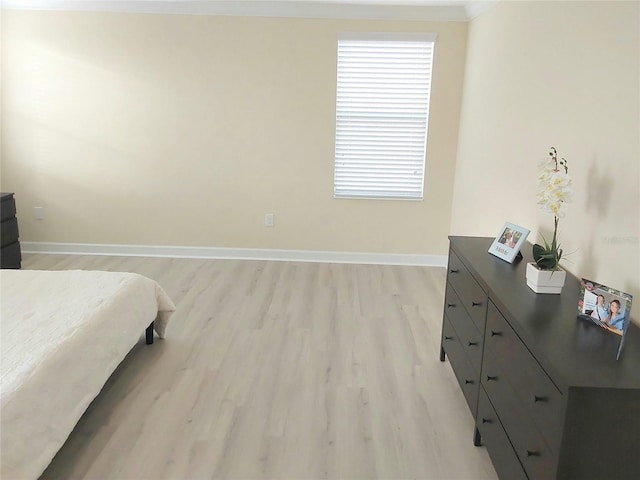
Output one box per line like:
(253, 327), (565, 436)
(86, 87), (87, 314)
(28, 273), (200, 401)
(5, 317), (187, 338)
(526, 262), (566, 294)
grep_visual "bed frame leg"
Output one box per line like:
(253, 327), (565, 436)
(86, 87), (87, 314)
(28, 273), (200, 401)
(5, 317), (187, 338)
(146, 321), (154, 345)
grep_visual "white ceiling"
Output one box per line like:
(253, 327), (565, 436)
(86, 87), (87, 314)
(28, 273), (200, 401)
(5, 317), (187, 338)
(1, 1), (498, 21)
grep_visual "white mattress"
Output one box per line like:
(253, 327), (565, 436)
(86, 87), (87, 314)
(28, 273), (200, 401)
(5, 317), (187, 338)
(0, 269), (176, 480)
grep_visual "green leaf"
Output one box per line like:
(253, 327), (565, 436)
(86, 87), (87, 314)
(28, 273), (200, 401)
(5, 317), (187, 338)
(532, 243), (558, 270)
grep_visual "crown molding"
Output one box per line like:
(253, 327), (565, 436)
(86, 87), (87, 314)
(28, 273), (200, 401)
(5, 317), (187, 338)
(0, 1), (476, 21)
(464, 0), (497, 20)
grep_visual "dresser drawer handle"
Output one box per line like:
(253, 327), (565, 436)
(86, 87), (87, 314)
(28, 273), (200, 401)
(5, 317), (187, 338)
(467, 341), (478, 346)
(472, 301), (482, 307)
(464, 379), (474, 385)
(486, 375), (498, 381)
(534, 395), (548, 403)
(444, 335), (453, 341)
(481, 418), (492, 424)
(526, 450), (541, 457)
(447, 303), (456, 308)
(490, 330), (502, 336)
(450, 269), (459, 274)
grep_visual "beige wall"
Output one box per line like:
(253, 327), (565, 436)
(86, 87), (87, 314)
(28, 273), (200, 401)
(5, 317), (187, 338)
(0, 10), (467, 255)
(0, 7), (3, 173)
(453, 1), (639, 319)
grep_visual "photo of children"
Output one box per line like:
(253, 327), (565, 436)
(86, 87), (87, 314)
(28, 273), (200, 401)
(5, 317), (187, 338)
(497, 227), (523, 249)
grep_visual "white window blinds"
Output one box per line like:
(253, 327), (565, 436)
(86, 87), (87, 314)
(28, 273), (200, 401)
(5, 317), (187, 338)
(334, 34), (435, 199)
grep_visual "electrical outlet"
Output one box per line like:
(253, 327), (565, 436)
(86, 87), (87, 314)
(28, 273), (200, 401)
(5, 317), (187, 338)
(264, 213), (274, 227)
(34, 206), (44, 220)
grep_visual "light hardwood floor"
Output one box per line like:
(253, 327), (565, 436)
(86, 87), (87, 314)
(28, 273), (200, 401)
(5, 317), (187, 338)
(21, 253), (497, 480)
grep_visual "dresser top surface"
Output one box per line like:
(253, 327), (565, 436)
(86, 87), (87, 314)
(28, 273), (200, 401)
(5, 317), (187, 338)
(449, 236), (640, 390)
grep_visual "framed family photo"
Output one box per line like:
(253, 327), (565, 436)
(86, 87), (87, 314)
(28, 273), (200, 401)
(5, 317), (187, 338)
(578, 278), (633, 360)
(488, 222), (530, 263)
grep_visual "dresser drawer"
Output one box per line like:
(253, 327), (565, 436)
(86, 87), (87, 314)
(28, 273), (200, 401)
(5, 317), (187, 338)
(485, 301), (564, 453)
(444, 288), (483, 374)
(482, 353), (556, 479)
(447, 250), (488, 332)
(476, 387), (527, 480)
(442, 316), (480, 415)
(1, 217), (19, 247)
(1, 196), (16, 221)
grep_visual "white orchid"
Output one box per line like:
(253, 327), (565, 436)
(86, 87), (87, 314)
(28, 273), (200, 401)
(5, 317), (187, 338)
(533, 147), (571, 270)
(537, 167), (572, 217)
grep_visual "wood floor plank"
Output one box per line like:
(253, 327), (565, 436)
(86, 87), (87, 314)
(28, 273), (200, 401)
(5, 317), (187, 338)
(18, 254), (498, 480)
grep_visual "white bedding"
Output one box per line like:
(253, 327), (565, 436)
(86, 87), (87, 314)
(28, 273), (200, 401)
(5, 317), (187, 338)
(0, 269), (176, 480)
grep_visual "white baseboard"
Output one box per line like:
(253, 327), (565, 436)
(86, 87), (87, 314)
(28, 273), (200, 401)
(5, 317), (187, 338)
(21, 242), (447, 267)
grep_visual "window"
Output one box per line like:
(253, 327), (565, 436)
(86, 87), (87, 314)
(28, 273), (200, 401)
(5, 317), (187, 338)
(334, 33), (436, 199)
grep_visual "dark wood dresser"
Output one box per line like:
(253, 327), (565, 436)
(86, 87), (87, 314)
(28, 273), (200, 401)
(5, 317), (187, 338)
(440, 236), (640, 480)
(1, 192), (22, 269)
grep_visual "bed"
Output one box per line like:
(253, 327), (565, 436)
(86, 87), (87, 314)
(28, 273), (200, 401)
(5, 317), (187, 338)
(0, 269), (176, 480)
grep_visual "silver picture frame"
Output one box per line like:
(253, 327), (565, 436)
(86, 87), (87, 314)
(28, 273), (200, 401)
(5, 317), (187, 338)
(488, 222), (530, 263)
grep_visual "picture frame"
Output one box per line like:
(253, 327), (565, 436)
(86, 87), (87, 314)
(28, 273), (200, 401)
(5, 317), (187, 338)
(488, 222), (530, 263)
(578, 278), (633, 360)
